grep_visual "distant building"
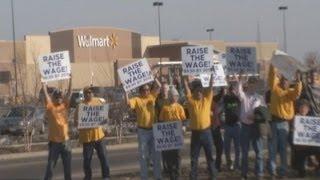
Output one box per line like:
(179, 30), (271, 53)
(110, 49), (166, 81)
(0, 26), (277, 102)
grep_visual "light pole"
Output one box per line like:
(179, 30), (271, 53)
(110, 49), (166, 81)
(279, 6), (288, 53)
(11, 0), (18, 103)
(153, 1), (163, 76)
(206, 28), (214, 40)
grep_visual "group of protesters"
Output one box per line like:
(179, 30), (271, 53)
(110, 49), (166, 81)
(41, 62), (320, 180)
(123, 63), (320, 180)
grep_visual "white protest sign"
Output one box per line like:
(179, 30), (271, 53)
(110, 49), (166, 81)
(181, 46), (214, 75)
(198, 63), (228, 87)
(117, 58), (154, 92)
(78, 104), (109, 129)
(271, 50), (308, 82)
(293, 116), (320, 147)
(153, 121), (184, 151)
(226, 47), (257, 75)
(38, 51), (71, 82)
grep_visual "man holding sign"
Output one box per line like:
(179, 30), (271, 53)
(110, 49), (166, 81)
(268, 64), (302, 178)
(183, 74), (217, 180)
(158, 87), (186, 180)
(74, 87), (110, 180)
(124, 78), (162, 180)
(42, 77), (72, 180)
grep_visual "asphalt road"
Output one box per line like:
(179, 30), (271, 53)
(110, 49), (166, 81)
(0, 143), (143, 180)
(0, 141), (193, 180)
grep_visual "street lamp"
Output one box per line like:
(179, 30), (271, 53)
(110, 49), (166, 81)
(278, 6), (288, 52)
(206, 28), (214, 40)
(11, 0), (18, 103)
(153, 1), (163, 76)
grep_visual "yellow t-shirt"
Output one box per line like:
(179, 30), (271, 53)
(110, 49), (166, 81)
(129, 92), (158, 129)
(46, 100), (69, 143)
(268, 65), (302, 120)
(159, 102), (186, 122)
(187, 90), (213, 130)
(76, 97), (105, 143)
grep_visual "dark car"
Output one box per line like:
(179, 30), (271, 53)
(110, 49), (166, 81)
(0, 106), (45, 136)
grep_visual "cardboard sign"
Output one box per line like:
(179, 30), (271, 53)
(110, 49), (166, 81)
(226, 47), (257, 75)
(117, 58), (154, 92)
(293, 116), (320, 147)
(153, 121), (184, 151)
(78, 104), (109, 129)
(181, 46), (214, 75)
(198, 63), (228, 87)
(271, 50), (308, 81)
(38, 51), (71, 82)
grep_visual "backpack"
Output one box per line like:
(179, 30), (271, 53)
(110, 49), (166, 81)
(254, 106), (271, 123)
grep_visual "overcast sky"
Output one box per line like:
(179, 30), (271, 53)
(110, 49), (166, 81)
(0, 0), (319, 60)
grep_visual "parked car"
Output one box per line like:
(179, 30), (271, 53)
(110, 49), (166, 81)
(0, 106), (45, 136)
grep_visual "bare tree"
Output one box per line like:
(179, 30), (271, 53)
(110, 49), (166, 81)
(304, 51), (320, 69)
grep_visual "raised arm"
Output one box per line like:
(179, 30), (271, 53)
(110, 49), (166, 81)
(234, 73), (246, 100)
(151, 77), (162, 95)
(124, 91), (130, 107)
(42, 82), (51, 103)
(268, 64), (279, 92)
(64, 75), (72, 102)
(183, 76), (191, 96)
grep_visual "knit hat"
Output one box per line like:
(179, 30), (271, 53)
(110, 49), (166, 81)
(169, 87), (179, 98)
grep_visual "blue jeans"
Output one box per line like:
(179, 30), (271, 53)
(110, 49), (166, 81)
(44, 141), (72, 180)
(190, 129), (217, 180)
(83, 139), (110, 180)
(240, 123), (264, 177)
(224, 123), (240, 169)
(268, 120), (289, 176)
(138, 128), (161, 180)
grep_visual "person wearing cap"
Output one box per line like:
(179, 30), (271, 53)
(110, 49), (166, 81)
(267, 65), (302, 178)
(183, 74), (217, 180)
(159, 87), (186, 180)
(42, 77), (72, 180)
(124, 79), (162, 180)
(74, 86), (110, 180)
(236, 74), (266, 180)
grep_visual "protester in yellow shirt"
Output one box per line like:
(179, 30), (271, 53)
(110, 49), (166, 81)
(159, 87), (186, 180)
(124, 79), (161, 180)
(43, 77), (72, 180)
(183, 74), (217, 180)
(267, 64), (302, 178)
(74, 87), (109, 180)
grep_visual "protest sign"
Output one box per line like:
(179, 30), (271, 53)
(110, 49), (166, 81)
(153, 121), (184, 151)
(293, 116), (320, 147)
(78, 104), (109, 129)
(226, 47), (257, 75)
(117, 58), (154, 92)
(181, 46), (214, 75)
(198, 63), (227, 87)
(271, 50), (308, 81)
(38, 51), (71, 82)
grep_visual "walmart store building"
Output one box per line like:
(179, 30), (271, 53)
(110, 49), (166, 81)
(0, 26), (277, 100)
